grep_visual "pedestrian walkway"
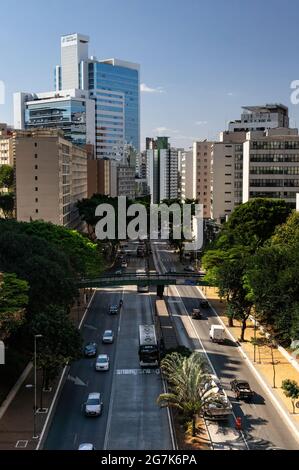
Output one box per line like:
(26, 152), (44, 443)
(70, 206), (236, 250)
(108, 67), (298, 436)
(202, 286), (299, 431)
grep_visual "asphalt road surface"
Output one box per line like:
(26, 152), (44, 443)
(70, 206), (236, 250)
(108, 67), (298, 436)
(44, 247), (172, 450)
(152, 240), (299, 450)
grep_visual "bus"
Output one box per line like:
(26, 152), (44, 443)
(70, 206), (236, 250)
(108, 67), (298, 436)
(138, 325), (159, 367)
(136, 268), (149, 293)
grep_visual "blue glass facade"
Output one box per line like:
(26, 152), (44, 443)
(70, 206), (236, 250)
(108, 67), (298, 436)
(25, 99), (87, 146)
(88, 62), (139, 152)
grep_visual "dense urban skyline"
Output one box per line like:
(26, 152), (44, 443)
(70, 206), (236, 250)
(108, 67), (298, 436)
(2, 0), (299, 149)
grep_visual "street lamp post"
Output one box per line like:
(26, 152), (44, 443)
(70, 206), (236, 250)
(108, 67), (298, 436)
(33, 334), (42, 439)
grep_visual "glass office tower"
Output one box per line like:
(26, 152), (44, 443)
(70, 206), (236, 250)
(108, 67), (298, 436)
(88, 59), (140, 157)
(25, 98), (88, 146)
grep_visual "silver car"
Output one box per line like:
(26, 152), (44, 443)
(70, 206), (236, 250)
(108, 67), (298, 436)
(95, 354), (109, 371)
(84, 392), (103, 417)
(102, 330), (114, 344)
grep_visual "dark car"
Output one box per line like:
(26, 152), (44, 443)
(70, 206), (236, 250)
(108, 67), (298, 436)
(199, 299), (209, 309)
(230, 379), (254, 400)
(109, 305), (119, 315)
(84, 342), (97, 358)
(191, 308), (202, 319)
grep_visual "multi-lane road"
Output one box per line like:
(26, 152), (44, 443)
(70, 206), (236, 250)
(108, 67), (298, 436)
(43, 240), (299, 450)
(44, 250), (172, 450)
(151, 240), (299, 450)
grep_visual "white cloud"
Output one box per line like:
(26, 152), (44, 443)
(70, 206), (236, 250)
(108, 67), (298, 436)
(195, 120), (208, 126)
(153, 127), (179, 135)
(140, 83), (165, 93)
(227, 92), (234, 96)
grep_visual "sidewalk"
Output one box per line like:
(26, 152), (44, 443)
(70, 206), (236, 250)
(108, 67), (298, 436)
(202, 286), (299, 431)
(0, 289), (93, 450)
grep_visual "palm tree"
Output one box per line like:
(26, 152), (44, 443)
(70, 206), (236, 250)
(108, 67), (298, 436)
(157, 352), (218, 436)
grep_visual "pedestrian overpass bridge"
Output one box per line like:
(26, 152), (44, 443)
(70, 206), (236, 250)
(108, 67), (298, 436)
(78, 272), (208, 288)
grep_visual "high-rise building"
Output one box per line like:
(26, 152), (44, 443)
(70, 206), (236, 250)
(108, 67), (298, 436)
(0, 124), (13, 167)
(147, 137), (178, 203)
(193, 141), (213, 218)
(14, 89), (95, 148)
(14, 33), (140, 162)
(212, 104), (292, 223)
(243, 128), (299, 207)
(180, 150), (196, 201)
(211, 132), (246, 223)
(55, 34), (140, 159)
(13, 129), (87, 228)
(228, 104), (289, 133)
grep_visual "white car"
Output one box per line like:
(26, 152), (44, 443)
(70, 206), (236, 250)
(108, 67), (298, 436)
(84, 392), (103, 417)
(78, 443), (95, 450)
(102, 330), (114, 344)
(95, 354), (109, 371)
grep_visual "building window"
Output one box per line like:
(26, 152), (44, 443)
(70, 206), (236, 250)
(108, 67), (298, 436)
(35, 209), (38, 214)
(35, 154), (38, 158)
(35, 165), (38, 169)
(34, 143), (37, 147)
(35, 198), (38, 203)
(35, 187), (38, 191)
(35, 176), (38, 181)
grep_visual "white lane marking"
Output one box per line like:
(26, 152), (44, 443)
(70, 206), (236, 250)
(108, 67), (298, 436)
(103, 287), (124, 450)
(115, 369), (160, 375)
(197, 286), (299, 444)
(36, 290), (96, 450)
(147, 284), (176, 451)
(171, 284), (249, 450)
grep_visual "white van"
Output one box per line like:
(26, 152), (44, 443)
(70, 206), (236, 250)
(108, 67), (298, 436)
(209, 325), (225, 343)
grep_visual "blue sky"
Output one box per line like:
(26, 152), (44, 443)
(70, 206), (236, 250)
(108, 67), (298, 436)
(1, 0), (299, 149)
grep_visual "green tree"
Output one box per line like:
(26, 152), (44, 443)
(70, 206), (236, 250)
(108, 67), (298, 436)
(0, 193), (14, 219)
(246, 242), (299, 345)
(0, 165), (14, 190)
(0, 229), (77, 315)
(157, 352), (217, 436)
(282, 379), (299, 414)
(30, 305), (82, 393)
(203, 199), (291, 338)
(0, 272), (29, 340)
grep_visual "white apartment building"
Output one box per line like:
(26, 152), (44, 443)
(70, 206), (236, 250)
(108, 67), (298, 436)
(180, 150), (196, 201)
(243, 128), (299, 206)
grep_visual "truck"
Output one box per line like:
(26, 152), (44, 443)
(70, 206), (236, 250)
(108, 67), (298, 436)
(209, 325), (225, 343)
(204, 375), (233, 421)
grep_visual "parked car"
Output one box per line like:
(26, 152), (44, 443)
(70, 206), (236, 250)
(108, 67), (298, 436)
(184, 265), (195, 272)
(83, 342), (97, 358)
(121, 260), (128, 268)
(84, 392), (103, 417)
(115, 269), (122, 275)
(230, 379), (254, 400)
(102, 330), (114, 344)
(78, 443), (95, 450)
(95, 354), (109, 371)
(199, 299), (209, 309)
(109, 305), (119, 315)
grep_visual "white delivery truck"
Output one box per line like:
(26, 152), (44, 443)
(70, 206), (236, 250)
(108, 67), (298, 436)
(209, 325), (225, 343)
